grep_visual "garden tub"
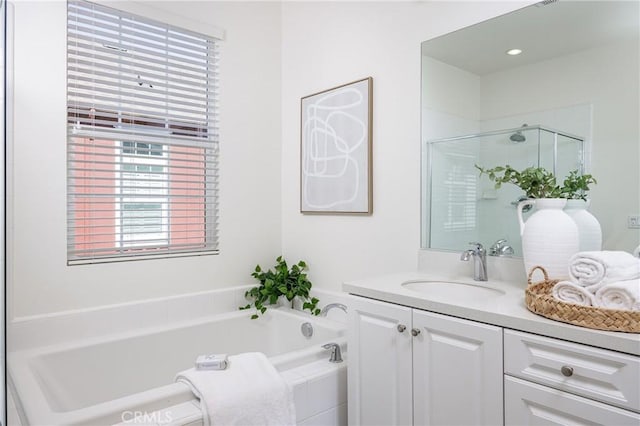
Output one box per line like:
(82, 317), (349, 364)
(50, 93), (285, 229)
(8, 307), (347, 425)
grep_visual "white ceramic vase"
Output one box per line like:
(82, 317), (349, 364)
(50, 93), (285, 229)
(564, 199), (602, 251)
(517, 198), (580, 280)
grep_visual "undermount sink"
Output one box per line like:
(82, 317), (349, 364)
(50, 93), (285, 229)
(401, 279), (506, 301)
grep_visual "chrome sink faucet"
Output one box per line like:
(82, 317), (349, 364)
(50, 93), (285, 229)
(489, 239), (515, 257)
(460, 242), (488, 281)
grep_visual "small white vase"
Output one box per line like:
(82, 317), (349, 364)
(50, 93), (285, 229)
(517, 198), (580, 280)
(564, 199), (602, 251)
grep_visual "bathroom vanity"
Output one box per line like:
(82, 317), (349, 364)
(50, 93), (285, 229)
(343, 268), (640, 426)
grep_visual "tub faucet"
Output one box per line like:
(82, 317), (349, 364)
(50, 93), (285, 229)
(322, 343), (343, 363)
(320, 303), (347, 317)
(489, 239), (515, 257)
(460, 242), (488, 281)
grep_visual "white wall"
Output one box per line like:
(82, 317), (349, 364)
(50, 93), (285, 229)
(280, 1), (529, 291)
(422, 55), (481, 141)
(8, 1), (282, 318)
(8, 0), (537, 317)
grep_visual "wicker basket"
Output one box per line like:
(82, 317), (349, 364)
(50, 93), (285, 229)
(525, 266), (640, 333)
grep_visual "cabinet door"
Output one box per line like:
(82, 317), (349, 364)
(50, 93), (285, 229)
(412, 310), (503, 426)
(348, 296), (413, 426)
(505, 375), (640, 425)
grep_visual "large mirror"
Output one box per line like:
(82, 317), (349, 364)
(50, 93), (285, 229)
(421, 0), (640, 255)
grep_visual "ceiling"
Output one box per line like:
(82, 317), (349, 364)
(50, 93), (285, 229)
(421, 0), (640, 76)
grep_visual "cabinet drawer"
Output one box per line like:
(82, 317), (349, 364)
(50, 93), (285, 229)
(504, 329), (640, 412)
(505, 376), (640, 426)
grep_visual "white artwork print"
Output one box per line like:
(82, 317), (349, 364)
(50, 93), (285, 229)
(301, 78), (371, 213)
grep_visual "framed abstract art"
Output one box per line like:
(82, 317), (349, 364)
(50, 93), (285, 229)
(300, 77), (373, 214)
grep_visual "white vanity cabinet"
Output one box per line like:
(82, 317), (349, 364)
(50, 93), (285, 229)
(503, 329), (640, 425)
(348, 295), (503, 425)
(347, 294), (640, 426)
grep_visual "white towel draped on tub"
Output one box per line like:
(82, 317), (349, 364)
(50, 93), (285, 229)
(552, 281), (596, 307)
(594, 279), (640, 311)
(568, 251), (640, 292)
(176, 352), (296, 426)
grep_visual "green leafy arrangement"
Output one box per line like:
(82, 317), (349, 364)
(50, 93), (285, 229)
(475, 165), (562, 198)
(239, 256), (320, 319)
(475, 165), (597, 200)
(560, 170), (597, 200)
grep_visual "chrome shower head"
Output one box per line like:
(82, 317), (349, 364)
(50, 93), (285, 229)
(509, 124), (528, 143)
(510, 131), (526, 143)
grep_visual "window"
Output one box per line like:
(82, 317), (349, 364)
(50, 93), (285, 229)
(117, 141), (169, 247)
(67, 0), (220, 264)
(443, 159), (477, 232)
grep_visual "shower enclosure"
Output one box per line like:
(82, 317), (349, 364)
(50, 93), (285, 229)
(422, 125), (584, 256)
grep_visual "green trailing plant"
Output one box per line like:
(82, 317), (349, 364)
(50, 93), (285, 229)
(475, 164), (597, 201)
(475, 164), (562, 198)
(239, 256), (320, 319)
(560, 170), (597, 200)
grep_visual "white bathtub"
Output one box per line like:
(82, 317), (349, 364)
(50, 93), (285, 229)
(8, 307), (347, 426)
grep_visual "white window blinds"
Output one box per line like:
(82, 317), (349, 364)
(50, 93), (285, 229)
(67, 0), (220, 264)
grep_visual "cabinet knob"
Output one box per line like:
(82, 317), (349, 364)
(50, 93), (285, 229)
(560, 366), (574, 377)
(411, 328), (421, 337)
(397, 324), (406, 333)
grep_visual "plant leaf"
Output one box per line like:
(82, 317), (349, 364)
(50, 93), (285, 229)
(243, 256), (320, 319)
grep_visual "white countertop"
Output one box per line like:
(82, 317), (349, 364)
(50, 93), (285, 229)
(343, 271), (640, 356)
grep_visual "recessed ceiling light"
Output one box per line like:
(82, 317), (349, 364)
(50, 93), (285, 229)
(506, 48), (523, 56)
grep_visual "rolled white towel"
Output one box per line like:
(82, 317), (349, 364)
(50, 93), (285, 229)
(552, 281), (596, 307)
(594, 279), (640, 311)
(568, 251), (640, 292)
